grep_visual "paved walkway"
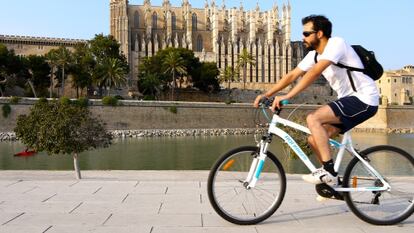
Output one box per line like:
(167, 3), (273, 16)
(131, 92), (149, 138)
(0, 171), (413, 233)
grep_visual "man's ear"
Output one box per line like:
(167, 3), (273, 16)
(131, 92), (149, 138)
(316, 30), (324, 39)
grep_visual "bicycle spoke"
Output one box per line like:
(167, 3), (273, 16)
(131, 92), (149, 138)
(208, 147), (286, 224)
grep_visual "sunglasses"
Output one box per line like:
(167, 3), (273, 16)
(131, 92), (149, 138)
(303, 31), (317, 37)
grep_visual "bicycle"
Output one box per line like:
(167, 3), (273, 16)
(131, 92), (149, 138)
(207, 98), (414, 225)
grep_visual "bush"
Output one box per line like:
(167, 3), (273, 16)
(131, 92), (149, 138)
(225, 99), (236, 105)
(143, 95), (156, 100)
(169, 106), (177, 114)
(102, 96), (119, 106)
(9, 96), (21, 104)
(73, 97), (89, 108)
(60, 97), (72, 105)
(2, 104), (12, 118)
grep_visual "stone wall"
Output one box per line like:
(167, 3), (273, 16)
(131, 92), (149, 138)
(0, 98), (413, 135)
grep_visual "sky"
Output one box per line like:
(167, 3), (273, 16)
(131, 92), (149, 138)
(0, 0), (412, 70)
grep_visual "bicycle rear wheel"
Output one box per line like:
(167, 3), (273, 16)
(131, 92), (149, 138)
(343, 145), (414, 225)
(207, 146), (286, 225)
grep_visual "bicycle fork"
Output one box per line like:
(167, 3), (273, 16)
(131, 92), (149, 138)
(244, 137), (271, 189)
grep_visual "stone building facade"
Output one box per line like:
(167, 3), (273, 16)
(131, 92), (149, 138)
(0, 34), (87, 56)
(110, 0), (305, 90)
(377, 65), (414, 105)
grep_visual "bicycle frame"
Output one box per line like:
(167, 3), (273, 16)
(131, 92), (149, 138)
(246, 110), (391, 193)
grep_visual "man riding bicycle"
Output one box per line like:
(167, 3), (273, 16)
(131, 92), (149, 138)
(254, 15), (379, 185)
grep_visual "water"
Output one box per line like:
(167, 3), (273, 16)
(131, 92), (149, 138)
(0, 132), (413, 174)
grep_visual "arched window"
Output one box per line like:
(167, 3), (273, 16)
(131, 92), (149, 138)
(196, 35), (203, 52)
(192, 13), (197, 31)
(134, 11), (140, 28)
(152, 12), (157, 29)
(172, 12), (176, 30)
(131, 34), (135, 51)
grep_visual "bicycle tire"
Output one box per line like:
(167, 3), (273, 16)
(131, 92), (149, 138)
(207, 146), (286, 225)
(343, 145), (414, 225)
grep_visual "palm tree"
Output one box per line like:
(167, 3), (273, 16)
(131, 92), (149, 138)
(237, 48), (255, 90)
(163, 50), (187, 101)
(54, 47), (73, 97)
(26, 69), (37, 98)
(139, 73), (161, 99)
(220, 66), (239, 90)
(45, 51), (59, 98)
(96, 57), (127, 96)
(71, 44), (95, 98)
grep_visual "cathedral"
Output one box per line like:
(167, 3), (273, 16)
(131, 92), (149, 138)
(110, 0), (305, 90)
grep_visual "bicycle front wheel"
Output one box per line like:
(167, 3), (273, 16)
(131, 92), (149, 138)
(343, 145), (414, 225)
(207, 146), (286, 225)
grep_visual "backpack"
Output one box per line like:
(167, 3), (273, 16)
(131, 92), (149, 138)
(314, 45), (384, 92)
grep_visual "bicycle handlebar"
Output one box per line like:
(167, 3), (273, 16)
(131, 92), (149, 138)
(259, 97), (289, 109)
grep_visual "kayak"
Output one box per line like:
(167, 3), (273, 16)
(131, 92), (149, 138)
(14, 150), (37, 157)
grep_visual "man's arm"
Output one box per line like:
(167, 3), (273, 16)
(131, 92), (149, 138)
(253, 67), (305, 107)
(271, 59), (333, 110)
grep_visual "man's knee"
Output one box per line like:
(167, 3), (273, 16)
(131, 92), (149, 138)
(306, 112), (319, 127)
(307, 135), (315, 146)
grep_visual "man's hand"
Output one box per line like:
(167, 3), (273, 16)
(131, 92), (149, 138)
(271, 95), (289, 112)
(253, 94), (267, 108)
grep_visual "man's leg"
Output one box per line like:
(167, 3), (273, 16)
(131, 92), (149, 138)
(306, 105), (342, 163)
(302, 105), (342, 184)
(307, 124), (341, 163)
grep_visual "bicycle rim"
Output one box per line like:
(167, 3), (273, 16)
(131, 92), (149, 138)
(343, 145), (414, 225)
(207, 146), (286, 225)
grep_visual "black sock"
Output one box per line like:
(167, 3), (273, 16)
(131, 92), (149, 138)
(323, 159), (337, 176)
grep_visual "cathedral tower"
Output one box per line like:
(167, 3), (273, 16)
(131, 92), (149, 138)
(110, 0), (129, 59)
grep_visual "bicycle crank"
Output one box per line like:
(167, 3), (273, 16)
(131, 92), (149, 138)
(315, 183), (344, 200)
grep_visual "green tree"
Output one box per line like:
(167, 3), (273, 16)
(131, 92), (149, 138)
(138, 72), (162, 99)
(53, 47), (73, 97)
(15, 99), (112, 179)
(95, 57), (128, 96)
(162, 50), (187, 100)
(71, 43), (95, 98)
(89, 34), (129, 95)
(220, 66), (239, 90)
(237, 48), (255, 89)
(0, 44), (27, 96)
(89, 34), (124, 62)
(45, 51), (59, 98)
(25, 55), (51, 97)
(193, 62), (220, 93)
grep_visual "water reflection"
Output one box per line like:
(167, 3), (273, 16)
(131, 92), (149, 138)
(0, 132), (413, 174)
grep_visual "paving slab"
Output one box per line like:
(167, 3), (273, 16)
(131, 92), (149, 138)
(0, 170), (412, 233)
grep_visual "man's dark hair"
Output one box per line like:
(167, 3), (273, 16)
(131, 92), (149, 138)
(302, 15), (332, 38)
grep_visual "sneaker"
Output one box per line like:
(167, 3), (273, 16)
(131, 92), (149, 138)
(302, 168), (338, 185)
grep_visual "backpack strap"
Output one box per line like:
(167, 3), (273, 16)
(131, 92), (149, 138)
(345, 69), (357, 92)
(335, 63), (365, 73)
(335, 63), (360, 92)
(315, 51), (358, 92)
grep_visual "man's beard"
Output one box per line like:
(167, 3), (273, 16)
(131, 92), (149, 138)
(304, 39), (320, 52)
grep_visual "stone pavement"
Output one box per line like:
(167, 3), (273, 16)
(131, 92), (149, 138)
(0, 171), (412, 233)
